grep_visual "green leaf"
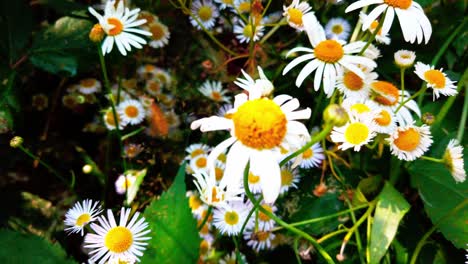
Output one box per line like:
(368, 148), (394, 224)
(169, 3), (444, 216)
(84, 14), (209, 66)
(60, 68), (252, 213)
(29, 16), (94, 76)
(0, 229), (76, 263)
(369, 183), (410, 264)
(408, 136), (468, 249)
(126, 168), (147, 205)
(141, 163), (200, 263)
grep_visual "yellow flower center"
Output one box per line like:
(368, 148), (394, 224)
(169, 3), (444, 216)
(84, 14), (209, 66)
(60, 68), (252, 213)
(248, 172), (260, 184)
(258, 205), (273, 222)
(238, 2), (251, 13)
(375, 110), (391, 126)
(107, 18), (124, 36)
(394, 128), (420, 151)
(255, 231), (270, 241)
(424, 69), (446, 88)
(80, 78), (96, 88)
(383, 0), (412, 9)
(211, 91), (222, 101)
(150, 23), (165, 40)
(314, 40), (344, 63)
(200, 240), (210, 255)
(344, 123), (369, 145)
(224, 211), (239, 225)
(343, 71), (364, 91)
(243, 24), (254, 38)
(195, 157), (207, 168)
(198, 6), (213, 22)
(120, 177), (133, 189)
(124, 105), (139, 118)
(145, 64), (156, 72)
(232, 99), (287, 150)
(76, 213), (91, 227)
(332, 24), (343, 34)
(222, 0), (233, 4)
(104, 226), (133, 253)
(371, 81), (400, 106)
(302, 148), (313, 159)
(190, 149), (205, 158)
(281, 169), (293, 186)
(350, 103), (371, 114)
(215, 167), (224, 181)
(189, 195), (202, 210)
(105, 111), (120, 126)
(148, 81), (161, 92)
(287, 8), (303, 26)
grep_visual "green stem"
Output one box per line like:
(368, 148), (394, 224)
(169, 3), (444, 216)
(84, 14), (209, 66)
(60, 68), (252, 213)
(400, 68), (406, 105)
(317, 229), (348, 243)
(395, 84), (426, 113)
(121, 127), (146, 141)
(197, 206), (212, 230)
(344, 199), (365, 264)
(294, 237), (303, 264)
(260, 18), (286, 44)
(342, 201), (376, 251)
(280, 123), (334, 167)
(358, 9), (386, 56)
(349, 6), (368, 43)
(457, 76), (468, 141)
(261, 0), (272, 17)
(409, 199), (468, 264)
(420, 156), (444, 163)
(243, 164), (336, 264)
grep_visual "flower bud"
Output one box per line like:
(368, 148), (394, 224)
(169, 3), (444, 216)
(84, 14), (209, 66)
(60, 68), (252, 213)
(10, 136), (23, 148)
(422, 112), (435, 125)
(82, 164), (93, 174)
(89, 24), (105, 43)
(394, 50), (416, 69)
(323, 104), (349, 127)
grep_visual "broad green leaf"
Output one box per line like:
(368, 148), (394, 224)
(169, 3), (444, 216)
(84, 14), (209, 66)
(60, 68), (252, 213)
(141, 163), (200, 263)
(370, 183), (410, 264)
(408, 136), (468, 249)
(30, 16), (94, 76)
(0, 229), (76, 263)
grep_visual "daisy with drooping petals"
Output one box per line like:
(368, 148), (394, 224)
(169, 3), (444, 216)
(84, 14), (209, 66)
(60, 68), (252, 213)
(280, 166), (300, 194)
(414, 62), (457, 100)
(192, 170), (244, 207)
(283, 14), (377, 97)
(115, 173), (137, 195)
(234, 66), (274, 97)
(336, 67), (378, 99)
(213, 200), (251, 236)
(330, 113), (377, 151)
(64, 199), (102, 236)
(443, 139), (466, 183)
(298, 142), (325, 169)
(325, 17), (351, 40)
(191, 82), (311, 203)
(282, 0), (314, 31)
(88, 0), (152, 56)
(103, 107), (127, 130)
(84, 208), (151, 263)
(190, 0), (219, 30)
(146, 20), (170, 48)
(345, 0), (432, 44)
(244, 229), (275, 252)
(78, 78), (102, 94)
(359, 12), (391, 45)
(394, 50), (416, 69)
(118, 99), (145, 125)
(234, 18), (265, 44)
(387, 123), (432, 161)
(198, 80), (230, 103)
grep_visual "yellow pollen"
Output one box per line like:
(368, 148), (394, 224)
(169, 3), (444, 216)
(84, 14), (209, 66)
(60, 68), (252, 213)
(243, 24), (254, 38)
(238, 2), (250, 13)
(281, 170), (293, 186)
(215, 167), (224, 181)
(302, 148), (313, 159)
(255, 231), (270, 242)
(258, 205), (272, 222)
(198, 6), (213, 22)
(217, 153), (227, 162)
(394, 128), (420, 151)
(104, 226), (133, 253)
(107, 18), (124, 36)
(383, 0), (412, 9)
(190, 149), (205, 158)
(314, 40), (344, 63)
(211, 91), (222, 101)
(424, 70), (446, 88)
(76, 213), (91, 226)
(350, 103), (371, 113)
(195, 157), (207, 168)
(343, 71), (364, 91)
(150, 23), (165, 40)
(232, 99), (287, 150)
(224, 211), (239, 225)
(332, 24), (343, 34)
(287, 8), (303, 26)
(80, 78), (96, 88)
(248, 172), (260, 184)
(344, 123), (369, 145)
(189, 195), (202, 210)
(124, 105), (139, 118)
(371, 81), (400, 106)
(375, 110), (391, 126)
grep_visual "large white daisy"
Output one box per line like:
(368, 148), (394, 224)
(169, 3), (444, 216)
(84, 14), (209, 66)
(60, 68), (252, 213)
(89, 0), (152, 56)
(283, 13), (376, 97)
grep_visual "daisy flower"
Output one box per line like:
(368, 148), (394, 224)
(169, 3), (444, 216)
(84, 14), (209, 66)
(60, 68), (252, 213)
(88, 0), (152, 56)
(234, 66), (274, 97)
(192, 170), (244, 207)
(123, 143), (143, 159)
(144, 79), (163, 96)
(359, 12), (391, 45)
(387, 123), (432, 161)
(214, 0), (234, 10)
(363, 43), (381, 61)
(103, 107), (127, 130)
(234, 0), (251, 14)
(341, 98), (377, 117)
(198, 80), (230, 103)
(330, 113), (378, 151)
(244, 229), (275, 252)
(220, 251), (247, 264)
(253, 203), (277, 231)
(191, 88), (311, 203)
(369, 104), (397, 134)
(336, 67), (378, 99)
(146, 20), (170, 48)
(185, 143), (211, 160)
(394, 50), (416, 69)
(345, 0), (432, 44)
(234, 18), (265, 44)
(280, 166), (300, 194)
(246, 170), (262, 194)
(137, 64), (158, 80)
(64, 199), (102, 236)
(298, 142), (325, 169)
(187, 191), (207, 219)
(325, 17), (351, 40)
(214, 161), (226, 182)
(213, 200), (251, 236)
(282, 0), (313, 31)
(190, 0), (219, 30)
(84, 208), (151, 263)
(414, 62), (457, 100)
(190, 154), (210, 174)
(78, 78), (102, 94)
(443, 139), (466, 183)
(283, 14), (377, 97)
(118, 99), (146, 125)
(217, 103), (234, 118)
(115, 173), (137, 195)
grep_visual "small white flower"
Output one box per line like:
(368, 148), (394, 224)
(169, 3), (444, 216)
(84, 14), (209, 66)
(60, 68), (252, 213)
(198, 80), (230, 103)
(234, 66), (274, 97)
(325, 17), (351, 40)
(298, 142), (325, 169)
(234, 18), (264, 44)
(414, 61), (457, 100)
(444, 139), (466, 183)
(387, 123), (433, 161)
(103, 107), (128, 130)
(185, 143), (211, 160)
(64, 199), (102, 236)
(146, 20), (170, 48)
(118, 99), (146, 125)
(283, 0), (314, 31)
(244, 228), (275, 252)
(213, 200), (252, 236)
(359, 12), (391, 45)
(280, 166), (300, 194)
(115, 174), (137, 195)
(330, 113), (377, 151)
(192, 170), (244, 207)
(190, 0), (219, 30)
(394, 50), (416, 68)
(78, 78), (102, 94)
(336, 67), (378, 99)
